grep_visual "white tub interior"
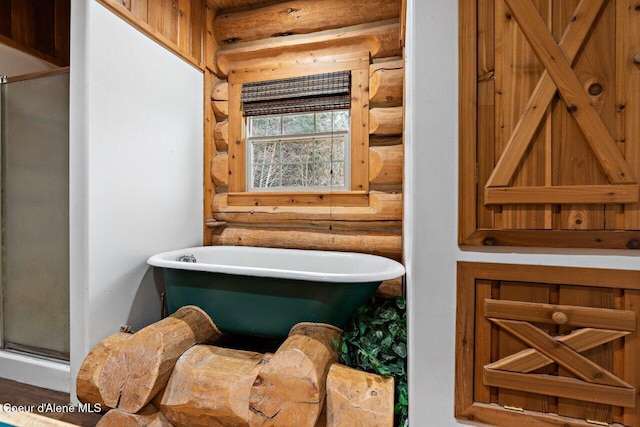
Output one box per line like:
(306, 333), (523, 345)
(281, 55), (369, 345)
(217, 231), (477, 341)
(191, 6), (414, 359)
(148, 246), (405, 283)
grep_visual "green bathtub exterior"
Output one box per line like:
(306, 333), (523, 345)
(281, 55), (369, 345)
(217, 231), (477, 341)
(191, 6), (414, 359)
(163, 268), (380, 337)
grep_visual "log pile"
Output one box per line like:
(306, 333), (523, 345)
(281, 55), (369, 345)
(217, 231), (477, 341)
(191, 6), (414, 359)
(78, 311), (394, 427)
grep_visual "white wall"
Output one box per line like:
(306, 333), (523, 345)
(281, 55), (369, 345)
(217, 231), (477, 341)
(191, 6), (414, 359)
(69, 1), (203, 397)
(0, 43), (56, 77)
(406, 1), (640, 425)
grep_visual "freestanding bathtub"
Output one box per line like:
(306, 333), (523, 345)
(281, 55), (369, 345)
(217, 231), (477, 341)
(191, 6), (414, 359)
(147, 246), (405, 337)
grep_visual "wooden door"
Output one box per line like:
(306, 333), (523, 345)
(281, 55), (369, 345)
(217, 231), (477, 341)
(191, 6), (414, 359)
(459, 0), (640, 249)
(456, 262), (640, 426)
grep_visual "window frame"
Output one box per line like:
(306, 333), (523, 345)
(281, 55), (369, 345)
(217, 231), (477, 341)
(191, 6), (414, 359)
(226, 58), (370, 207)
(246, 110), (352, 193)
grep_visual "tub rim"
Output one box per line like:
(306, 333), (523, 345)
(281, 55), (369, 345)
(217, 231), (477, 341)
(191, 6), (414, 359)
(147, 245), (405, 283)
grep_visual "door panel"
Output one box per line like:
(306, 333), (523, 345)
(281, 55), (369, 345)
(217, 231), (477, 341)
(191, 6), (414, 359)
(1, 71), (69, 359)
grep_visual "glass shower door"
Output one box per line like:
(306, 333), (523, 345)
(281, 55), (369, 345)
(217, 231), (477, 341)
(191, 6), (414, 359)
(0, 69), (70, 360)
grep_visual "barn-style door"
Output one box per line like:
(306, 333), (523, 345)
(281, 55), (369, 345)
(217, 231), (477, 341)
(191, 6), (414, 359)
(485, 0), (638, 205)
(456, 263), (640, 426)
(459, 0), (640, 248)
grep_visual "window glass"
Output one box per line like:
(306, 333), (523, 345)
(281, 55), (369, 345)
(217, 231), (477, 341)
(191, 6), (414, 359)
(282, 113), (315, 135)
(247, 110), (350, 191)
(250, 116), (281, 137)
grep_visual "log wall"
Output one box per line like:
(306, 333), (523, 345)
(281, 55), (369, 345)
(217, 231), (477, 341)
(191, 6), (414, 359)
(208, 1), (405, 296)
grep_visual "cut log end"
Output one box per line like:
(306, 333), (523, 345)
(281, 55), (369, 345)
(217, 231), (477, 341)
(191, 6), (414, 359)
(98, 306), (222, 414)
(369, 106), (404, 135)
(248, 322), (342, 426)
(76, 332), (132, 409)
(214, 120), (229, 152)
(326, 364), (395, 427)
(97, 404), (173, 427)
(211, 81), (229, 101)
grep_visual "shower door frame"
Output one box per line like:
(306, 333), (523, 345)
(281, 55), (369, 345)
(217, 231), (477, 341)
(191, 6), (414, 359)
(0, 67), (70, 361)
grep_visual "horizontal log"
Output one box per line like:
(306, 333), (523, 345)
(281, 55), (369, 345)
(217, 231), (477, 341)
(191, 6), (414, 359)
(227, 191), (369, 207)
(375, 278), (404, 299)
(97, 405), (172, 427)
(212, 154), (228, 187)
(214, 120), (228, 151)
(98, 306), (222, 414)
(249, 323), (342, 426)
(212, 191), (403, 227)
(369, 145), (403, 185)
(76, 332), (132, 410)
(214, 0), (400, 44)
(370, 107), (403, 135)
(369, 135), (403, 146)
(155, 345), (268, 427)
(212, 226), (402, 260)
(218, 20), (401, 78)
(212, 100), (228, 119)
(326, 364), (395, 427)
(369, 60), (404, 105)
(370, 184), (403, 193)
(211, 81), (228, 101)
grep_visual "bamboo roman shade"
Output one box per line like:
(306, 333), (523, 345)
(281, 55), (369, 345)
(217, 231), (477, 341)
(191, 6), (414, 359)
(241, 71), (351, 116)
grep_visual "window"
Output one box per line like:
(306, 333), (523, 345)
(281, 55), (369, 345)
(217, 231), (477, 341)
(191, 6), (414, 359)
(226, 61), (371, 206)
(241, 71), (353, 193)
(247, 110), (350, 191)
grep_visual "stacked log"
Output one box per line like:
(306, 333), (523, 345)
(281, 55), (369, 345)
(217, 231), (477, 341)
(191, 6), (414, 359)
(76, 332), (132, 409)
(248, 323), (342, 426)
(155, 346), (270, 426)
(96, 306), (222, 413)
(370, 107), (404, 136)
(96, 405), (172, 427)
(370, 60), (404, 106)
(79, 315), (394, 426)
(214, 0), (400, 45)
(326, 364), (395, 427)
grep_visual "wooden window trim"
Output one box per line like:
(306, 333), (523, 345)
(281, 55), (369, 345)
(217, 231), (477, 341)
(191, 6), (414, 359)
(455, 261), (640, 426)
(227, 56), (371, 207)
(458, 0), (640, 250)
(227, 191), (369, 207)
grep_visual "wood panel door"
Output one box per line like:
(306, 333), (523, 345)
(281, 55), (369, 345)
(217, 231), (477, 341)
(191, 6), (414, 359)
(456, 262), (640, 426)
(459, 0), (640, 249)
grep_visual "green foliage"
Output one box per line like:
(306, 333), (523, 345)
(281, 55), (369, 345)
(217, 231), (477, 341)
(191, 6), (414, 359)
(339, 296), (408, 427)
